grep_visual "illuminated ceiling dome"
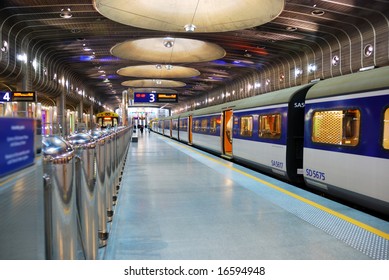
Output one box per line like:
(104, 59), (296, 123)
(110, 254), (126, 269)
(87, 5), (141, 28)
(121, 79), (186, 88)
(117, 65), (201, 79)
(111, 37), (226, 63)
(94, 0), (285, 33)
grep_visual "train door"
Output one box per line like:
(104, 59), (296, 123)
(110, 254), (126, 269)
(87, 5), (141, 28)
(222, 109), (233, 157)
(188, 115), (193, 145)
(169, 119), (172, 138)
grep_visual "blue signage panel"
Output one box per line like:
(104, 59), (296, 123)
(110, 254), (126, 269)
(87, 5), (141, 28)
(134, 92), (156, 103)
(0, 118), (35, 177)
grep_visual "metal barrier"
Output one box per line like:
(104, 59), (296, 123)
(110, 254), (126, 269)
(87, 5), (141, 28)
(42, 135), (82, 260)
(68, 132), (99, 260)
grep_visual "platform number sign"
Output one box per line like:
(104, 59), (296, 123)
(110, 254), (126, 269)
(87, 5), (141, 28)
(134, 92), (156, 103)
(0, 91), (12, 102)
(0, 91), (36, 102)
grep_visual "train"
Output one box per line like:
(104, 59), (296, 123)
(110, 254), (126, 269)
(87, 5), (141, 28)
(96, 111), (119, 128)
(151, 66), (389, 217)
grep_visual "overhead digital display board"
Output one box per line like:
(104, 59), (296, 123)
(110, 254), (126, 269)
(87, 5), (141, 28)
(0, 91), (37, 102)
(134, 92), (178, 103)
(156, 93), (178, 103)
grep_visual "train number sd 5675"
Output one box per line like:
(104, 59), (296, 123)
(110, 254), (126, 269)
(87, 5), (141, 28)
(305, 168), (326, 181)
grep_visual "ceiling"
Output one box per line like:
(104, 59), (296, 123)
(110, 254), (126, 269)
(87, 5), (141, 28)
(1, 0), (389, 111)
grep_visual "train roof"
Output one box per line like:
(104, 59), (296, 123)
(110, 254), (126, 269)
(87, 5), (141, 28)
(96, 111), (119, 118)
(306, 66), (389, 100)
(176, 84), (312, 117)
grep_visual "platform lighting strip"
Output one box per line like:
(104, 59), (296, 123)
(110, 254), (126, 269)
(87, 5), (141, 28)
(169, 138), (389, 241)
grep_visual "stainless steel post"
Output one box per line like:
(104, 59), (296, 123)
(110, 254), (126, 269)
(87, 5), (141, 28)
(68, 132), (98, 260)
(42, 135), (81, 260)
(91, 129), (108, 247)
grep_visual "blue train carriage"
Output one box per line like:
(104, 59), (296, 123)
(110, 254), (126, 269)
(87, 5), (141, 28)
(303, 66), (389, 215)
(228, 84), (313, 182)
(182, 84), (312, 182)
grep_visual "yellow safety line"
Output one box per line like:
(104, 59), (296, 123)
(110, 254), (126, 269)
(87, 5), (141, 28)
(168, 138), (389, 241)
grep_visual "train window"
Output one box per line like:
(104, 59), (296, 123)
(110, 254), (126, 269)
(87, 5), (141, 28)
(240, 116), (253, 137)
(201, 119), (208, 132)
(172, 120), (178, 130)
(210, 117), (219, 133)
(312, 109), (360, 146)
(383, 108), (389, 149)
(258, 113), (281, 139)
(179, 119), (187, 130)
(194, 119), (200, 132)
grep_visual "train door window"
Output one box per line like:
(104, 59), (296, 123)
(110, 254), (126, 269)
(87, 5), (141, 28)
(194, 119), (200, 132)
(383, 108), (389, 149)
(210, 117), (219, 133)
(312, 109), (360, 146)
(240, 116), (253, 137)
(179, 118), (187, 130)
(172, 120), (178, 130)
(258, 113), (281, 139)
(103, 117), (112, 128)
(201, 119), (208, 132)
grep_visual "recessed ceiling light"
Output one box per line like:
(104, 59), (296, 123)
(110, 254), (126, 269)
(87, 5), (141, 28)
(332, 55), (340, 66)
(311, 9), (325, 16)
(364, 44), (373, 57)
(286, 26), (297, 31)
(60, 8), (72, 19)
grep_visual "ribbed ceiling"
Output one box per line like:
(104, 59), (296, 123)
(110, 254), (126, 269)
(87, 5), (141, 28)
(1, 0), (389, 110)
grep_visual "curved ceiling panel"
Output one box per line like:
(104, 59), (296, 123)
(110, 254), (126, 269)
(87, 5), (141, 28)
(2, 0), (389, 111)
(111, 37), (226, 63)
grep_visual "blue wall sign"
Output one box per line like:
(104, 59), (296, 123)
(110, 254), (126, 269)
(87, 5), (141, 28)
(134, 92), (178, 103)
(134, 92), (156, 103)
(0, 118), (35, 177)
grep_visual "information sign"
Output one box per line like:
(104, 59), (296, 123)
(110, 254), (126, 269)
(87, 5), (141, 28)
(0, 118), (35, 177)
(157, 93), (178, 103)
(0, 91), (37, 102)
(134, 92), (178, 103)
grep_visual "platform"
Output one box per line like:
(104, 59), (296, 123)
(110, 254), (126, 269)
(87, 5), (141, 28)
(101, 132), (389, 260)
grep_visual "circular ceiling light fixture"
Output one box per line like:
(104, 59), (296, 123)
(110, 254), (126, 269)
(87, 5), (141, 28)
(111, 37), (226, 63)
(163, 37), (175, 48)
(117, 65), (200, 78)
(311, 9), (325, 16)
(184, 24), (196, 32)
(286, 26), (297, 31)
(60, 8), (73, 19)
(332, 55), (340, 66)
(94, 0), (285, 33)
(364, 44), (373, 57)
(121, 79), (186, 88)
